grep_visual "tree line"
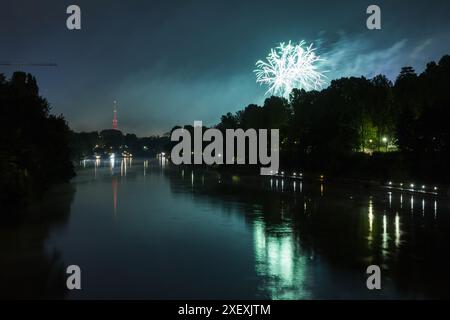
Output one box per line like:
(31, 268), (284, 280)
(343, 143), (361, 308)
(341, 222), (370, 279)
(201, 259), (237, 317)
(2, 54), (449, 210)
(211, 55), (450, 183)
(0, 72), (74, 210)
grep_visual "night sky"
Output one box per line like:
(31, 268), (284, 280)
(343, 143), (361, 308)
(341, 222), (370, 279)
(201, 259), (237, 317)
(1, 0), (450, 135)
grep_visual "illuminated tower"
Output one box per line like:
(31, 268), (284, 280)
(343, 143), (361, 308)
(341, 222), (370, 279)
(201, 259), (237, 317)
(112, 100), (118, 130)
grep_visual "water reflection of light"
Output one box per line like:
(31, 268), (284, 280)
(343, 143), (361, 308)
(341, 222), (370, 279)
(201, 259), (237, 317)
(422, 199), (425, 215)
(191, 171), (194, 187)
(368, 200), (373, 234)
(300, 182), (303, 193)
(158, 153), (166, 170)
(400, 194), (403, 209)
(382, 215), (388, 253)
(270, 179), (273, 189)
(281, 179), (284, 191)
(143, 160), (148, 176)
(293, 181), (296, 192)
(120, 159), (126, 176)
(395, 214), (401, 247)
(434, 200), (437, 219)
(320, 183), (324, 196)
(94, 158), (100, 179)
(253, 220), (309, 299)
(410, 196), (414, 212)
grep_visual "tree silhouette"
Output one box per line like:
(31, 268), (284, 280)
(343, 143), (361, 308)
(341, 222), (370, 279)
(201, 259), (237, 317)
(0, 72), (74, 209)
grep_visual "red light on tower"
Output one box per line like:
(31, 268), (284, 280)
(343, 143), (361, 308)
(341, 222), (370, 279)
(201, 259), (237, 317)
(112, 100), (118, 130)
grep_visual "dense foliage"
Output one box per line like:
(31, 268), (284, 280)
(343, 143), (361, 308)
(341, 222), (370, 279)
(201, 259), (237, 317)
(0, 72), (74, 208)
(215, 55), (450, 182)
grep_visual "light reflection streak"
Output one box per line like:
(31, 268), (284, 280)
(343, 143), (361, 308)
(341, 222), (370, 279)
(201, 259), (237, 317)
(110, 157), (115, 173)
(395, 214), (400, 247)
(253, 220), (310, 299)
(434, 200), (438, 219)
(143, 160), (148, 176)
(368, 199), (373, 234)
(382, 214), (388, 253)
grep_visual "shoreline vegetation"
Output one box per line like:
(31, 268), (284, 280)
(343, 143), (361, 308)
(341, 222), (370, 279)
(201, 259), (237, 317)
(2, 54), (450, 209)
(1, 72), (74, 212)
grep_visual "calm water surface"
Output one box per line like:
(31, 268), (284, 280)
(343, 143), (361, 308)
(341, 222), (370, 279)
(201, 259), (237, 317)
(2, 158), (450, 299)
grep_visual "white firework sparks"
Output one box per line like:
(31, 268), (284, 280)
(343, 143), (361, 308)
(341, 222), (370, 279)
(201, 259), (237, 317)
(254, 40), (326, 99)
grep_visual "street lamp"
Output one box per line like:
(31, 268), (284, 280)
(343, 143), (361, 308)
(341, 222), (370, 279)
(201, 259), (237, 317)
(382, 137), (388, 152)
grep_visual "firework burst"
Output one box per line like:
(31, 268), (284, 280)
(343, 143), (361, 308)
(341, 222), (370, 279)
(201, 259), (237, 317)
(254, 40), (326, 99)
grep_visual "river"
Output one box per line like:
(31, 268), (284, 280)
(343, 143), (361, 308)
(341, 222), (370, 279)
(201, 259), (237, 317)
(2, 157), (450, 299)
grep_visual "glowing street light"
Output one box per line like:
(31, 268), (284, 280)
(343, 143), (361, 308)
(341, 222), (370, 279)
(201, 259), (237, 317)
(382, 136), (388, 152)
